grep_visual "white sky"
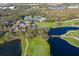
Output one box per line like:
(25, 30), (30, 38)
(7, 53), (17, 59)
(0, 0), (79, 3)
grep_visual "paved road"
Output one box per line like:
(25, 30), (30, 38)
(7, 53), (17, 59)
(61, 36), (79, 41)
(50, 35), (61, 37)
(24, 39), (29, 56)
(50, 34), (79, 41)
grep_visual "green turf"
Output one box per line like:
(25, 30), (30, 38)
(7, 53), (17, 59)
(64, 30), (79, 38)
(62, 30), (79, 48)
(63, 37), (79, 48)
(61, 19), (79, 26)
(36, 19), (79, 28)
(27, 37), (50, 56)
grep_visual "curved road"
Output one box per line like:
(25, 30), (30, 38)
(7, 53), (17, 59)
(50, 35), (79, 41)
(24, 38), (29, 56)
(61, 35), (79, 41)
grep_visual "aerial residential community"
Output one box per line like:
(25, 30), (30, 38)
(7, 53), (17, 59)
(0, 3), (79, 56)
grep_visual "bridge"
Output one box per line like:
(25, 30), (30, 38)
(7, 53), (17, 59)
(49, 35), (61, 38)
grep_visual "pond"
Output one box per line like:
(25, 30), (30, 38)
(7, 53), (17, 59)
(0, 39), (21, 56)
(48, 27), (79, 56)
(0, 27), (79, 56)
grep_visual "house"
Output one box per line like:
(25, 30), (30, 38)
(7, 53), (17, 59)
(67, 4), (79, 8)
(48, 5), (65, 10)
(12, 20), (28, 32)
(8, 6), (16, 10)
(21, 16), (46, 22)
(0, 6), (16, 10)
(24, 16), (32, 21)
(2, 7), (7, 9)
(35, 16), (46, 22)
(68, 6), (79, 8)
(37, 18), (46, 22)
(48, 4), (65, 10)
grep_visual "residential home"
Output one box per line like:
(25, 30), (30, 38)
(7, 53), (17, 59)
(48, 4), (65, 10)
(8, 6), (16, 10)
(24, 16), (32, 21)
(48, 6), (64, 10)
(0, 6), (16, 10)
(21, 16), (46, 22)
(67, 4), (79, 8)
(36, 16), (46, 22)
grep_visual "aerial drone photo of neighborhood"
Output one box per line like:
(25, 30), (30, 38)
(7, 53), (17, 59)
(0, 3), (79, 56)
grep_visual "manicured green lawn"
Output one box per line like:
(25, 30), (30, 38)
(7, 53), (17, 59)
(36, 22), (61, 28)
(36, 19), (79, 28)
(61, 19), (79, 27)
(20, 32), (50, 56)
(62, 30), (79, 48)
(63, 37), (79, 48)
(36, 22), (54, 28)
(27, 36), (50, 56)
(64, 30), (79, 38)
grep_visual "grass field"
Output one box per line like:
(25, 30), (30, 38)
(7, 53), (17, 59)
(61, 19), (79, 26)
(27, 36), (50, 56)
(63, 37), (79, 48)
(64, 30), (79, 38)
(36, 19), (79, 28)
(21, 36), (50, 56)
(62, 30), (79, 48)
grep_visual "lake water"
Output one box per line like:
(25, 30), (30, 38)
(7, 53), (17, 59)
(48, 27), (79, 56)
(0, 27), (79, 56)
(0, 39), (21, 56)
